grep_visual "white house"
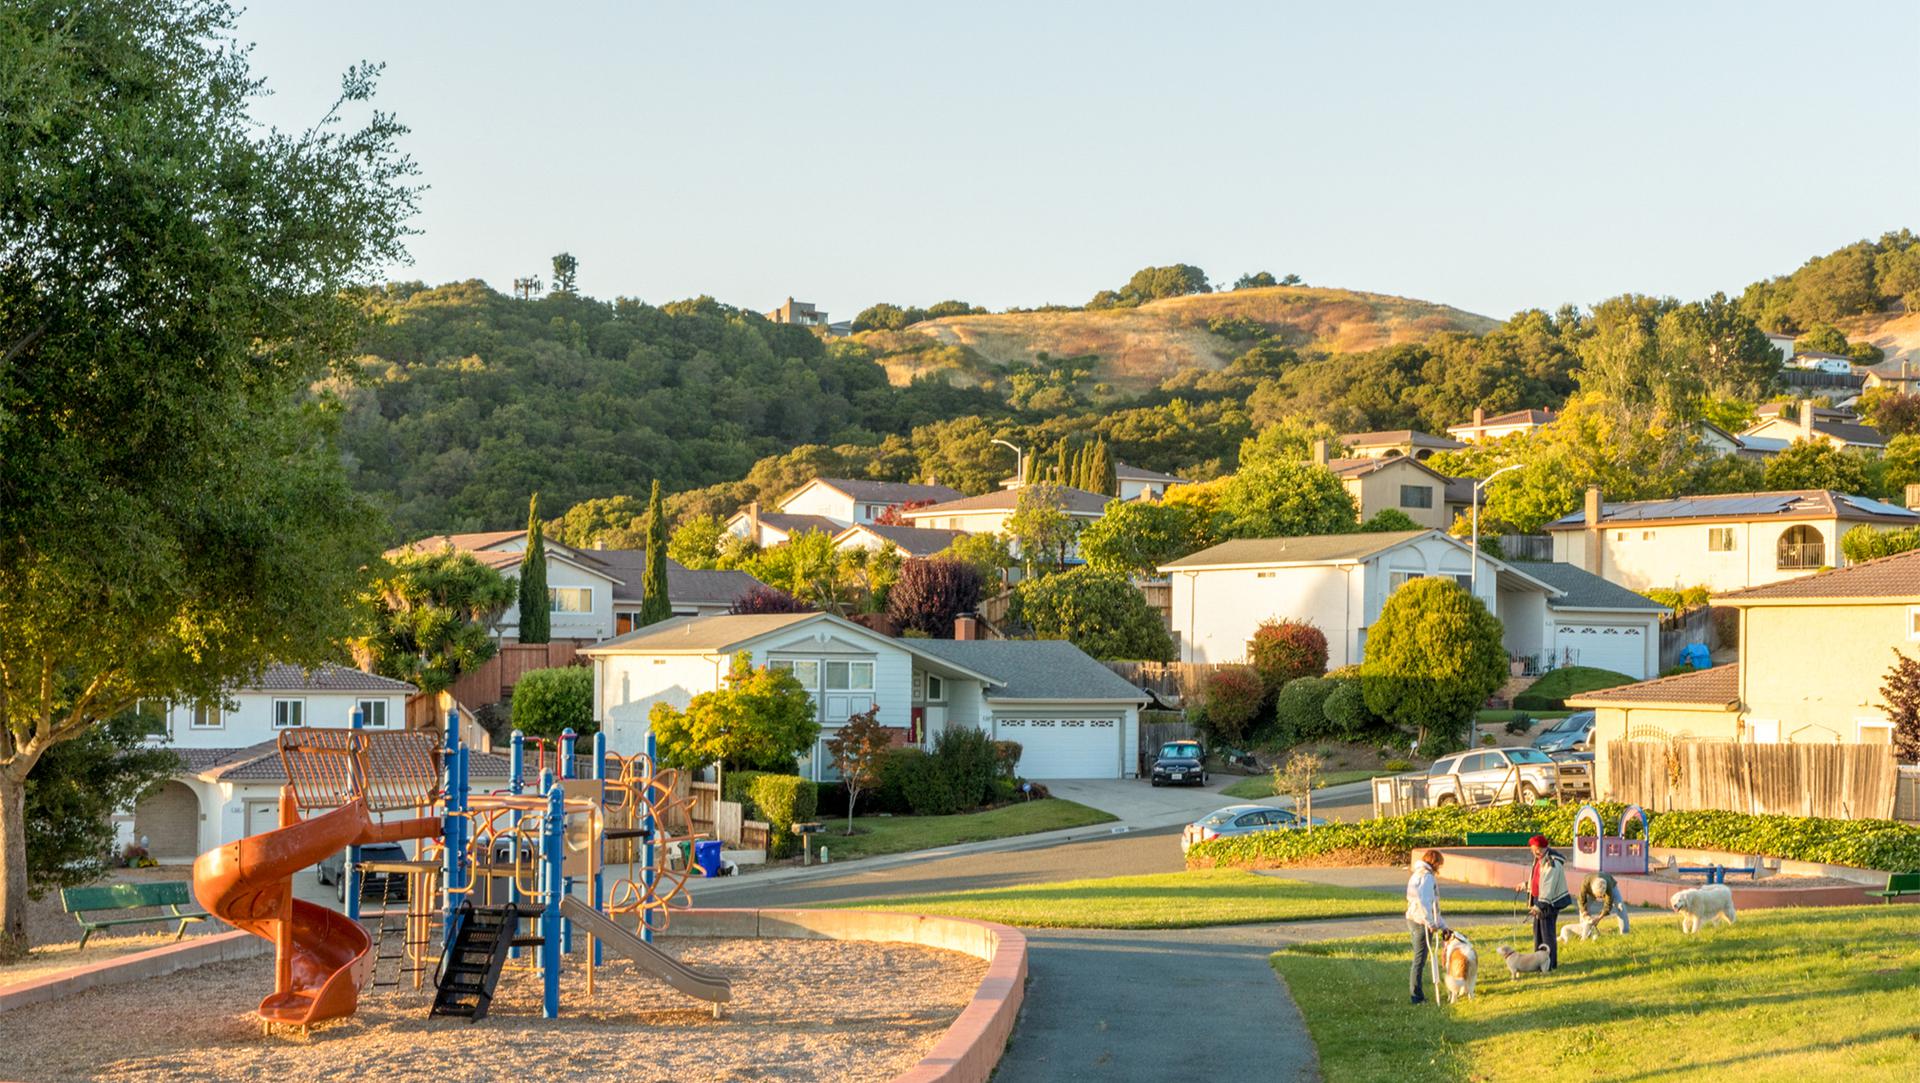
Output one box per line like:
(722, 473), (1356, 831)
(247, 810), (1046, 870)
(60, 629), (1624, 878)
(899, 485), (1112, 565)
(1158, 530), (1667, 678)
(1446, 407), (1558, 443)
(1545, 488), (1920, 594)
(573, 548), (764, 633)
(392, 530), (620, 642)
(725, 478), (965, 546)
(581, 612), (1146, 780)
(831, 522), (969, 558)
(1115, 462), (1190, 502)
(124, 664), (419, 862)
(1738, 400), (1884, 454)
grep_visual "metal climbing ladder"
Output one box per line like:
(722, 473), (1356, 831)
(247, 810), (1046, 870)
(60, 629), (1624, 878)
(430, 901), (533, 1021)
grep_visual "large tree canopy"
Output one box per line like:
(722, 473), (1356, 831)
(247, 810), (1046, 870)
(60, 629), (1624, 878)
(0, 0), (415, 953)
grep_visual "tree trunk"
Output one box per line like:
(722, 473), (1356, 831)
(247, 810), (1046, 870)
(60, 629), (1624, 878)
(0, 769), (29, 959)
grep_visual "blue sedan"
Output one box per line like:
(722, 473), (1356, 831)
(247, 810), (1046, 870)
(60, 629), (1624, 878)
(1181, 804), (1323, 853)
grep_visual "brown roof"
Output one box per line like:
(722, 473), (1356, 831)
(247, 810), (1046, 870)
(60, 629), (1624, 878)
(1567, 665), (1740, 709)
(1160, 530), (1431, 570)
(728, 511), (844, 536)
(1114, 461), (1190, 484)
(1338, 429), (1465, 450)
(1325, 456), (1449, 482)
(1714, 548), (1920, 603)
(904, 486), (1113, 518)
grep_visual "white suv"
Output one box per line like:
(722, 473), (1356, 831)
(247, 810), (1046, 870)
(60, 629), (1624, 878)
(1426, 747), (1558, 806)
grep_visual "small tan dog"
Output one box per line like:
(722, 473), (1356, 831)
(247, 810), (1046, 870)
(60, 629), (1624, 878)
(1557, 917), (1597, 944)
(1497, 944), (1553, 978)
(1439, 930), (1478, 1003)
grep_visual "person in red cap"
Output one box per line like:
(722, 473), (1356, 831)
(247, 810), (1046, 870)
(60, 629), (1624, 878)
(1516, 834), (1572, 968)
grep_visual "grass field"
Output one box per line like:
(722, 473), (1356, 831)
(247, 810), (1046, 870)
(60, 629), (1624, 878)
(1474, 709), (1573, 725)
(829, 868), (1512, 928)
(810, 799), (1114, 861)
(1220, 769), (1394, 799)
(1271, 906), (1920, 1082)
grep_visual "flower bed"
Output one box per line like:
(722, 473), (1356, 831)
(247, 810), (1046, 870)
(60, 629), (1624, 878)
(1185, 802), (1920, 872)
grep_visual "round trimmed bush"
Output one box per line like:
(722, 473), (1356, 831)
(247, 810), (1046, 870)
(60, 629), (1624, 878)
(1321, 677), (1382, 740)
(1200, 665), (1266, 743)
(510, 666), (595, 738)
(1273, 676), (1338, 744)
(1361, 578), (1506, 754)
(1246, 619), (1329, 696)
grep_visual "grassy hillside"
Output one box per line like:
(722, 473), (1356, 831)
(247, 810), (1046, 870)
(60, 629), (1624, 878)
(902, 285), (1499, 392)
(1839, 309), (1920, 365)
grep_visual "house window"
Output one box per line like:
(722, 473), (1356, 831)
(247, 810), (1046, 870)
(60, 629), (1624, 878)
(357, 699), (388, 729)
(549, 587), (593, 613)
(826, 660), (874, 691)
(1641, 531), (1654, 541)
(771, 659), (821, 691)
(1615, 531), (1628, 541)
(1857, 719), (1894, 744)
(273, 699), (306, 729)
(1777, 525), (1825, 571)
(925, 674), (945, 702)
(1399, 485), (1434, 510)
(191, 701), (223, 729)
(1707, 527), (1736, 552)
(1390, 571), (1473, 593)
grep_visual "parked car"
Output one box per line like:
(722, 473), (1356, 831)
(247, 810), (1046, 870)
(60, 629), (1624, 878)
(1531, 710), (1595, 755)
(1426, 747), (1559, 806)
(1150, 740), (1208, 787)
(316, 842), (412, 903)
(1181, 804), (1322, 853)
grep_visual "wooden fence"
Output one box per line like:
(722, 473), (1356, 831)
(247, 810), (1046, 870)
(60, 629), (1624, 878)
(1496, 534), (1553, 562)
(404, 693), (488, 753)
(1896, 765), (1920, 823)
(1103, 661), (1228, 702)
(446, 640), (586, 711)
(1606, 740), (1898, 819)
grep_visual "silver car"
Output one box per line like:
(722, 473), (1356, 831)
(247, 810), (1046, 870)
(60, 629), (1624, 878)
(1426, 747), (1558, 806)
(1181, 804), (1322, 853)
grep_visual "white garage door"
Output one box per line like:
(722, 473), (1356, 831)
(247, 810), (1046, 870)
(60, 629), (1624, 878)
(992, 715), (1122, 779)
(1555, 623), (1648, 679)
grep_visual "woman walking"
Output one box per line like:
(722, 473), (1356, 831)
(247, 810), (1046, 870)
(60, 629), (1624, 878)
(1518, 834), (1573, 968)
(1405, 849), (1449, 1004)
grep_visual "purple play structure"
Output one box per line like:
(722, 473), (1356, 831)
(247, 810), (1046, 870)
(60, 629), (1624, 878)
(1572, 803), (1649, 874)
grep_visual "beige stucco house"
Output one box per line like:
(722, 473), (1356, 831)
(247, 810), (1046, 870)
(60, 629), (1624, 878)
(1446, 407), (1558, 443)
(1546, 488), (1920, 594)
(1315, 448), (1451, 531)
(1336, 428), (1465, 461)
(1738, 401), (1886, 455)
(1571, 549), (1920, 796)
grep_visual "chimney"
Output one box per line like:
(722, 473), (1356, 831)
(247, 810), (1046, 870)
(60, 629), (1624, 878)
(1906, 483), (1920, 511)
(1799, 399), (1815, 438)
(954, 615), (978, 641)
(1473, 406), (1486, 427)
(1310, 438), (1328, 466)
(1583, 486), (1604, 576)
(1584, 486), (1602, 527)
(748, 500), (761, 540)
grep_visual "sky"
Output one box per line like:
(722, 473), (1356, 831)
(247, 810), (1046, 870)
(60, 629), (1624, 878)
(235, 1), (1919, 322)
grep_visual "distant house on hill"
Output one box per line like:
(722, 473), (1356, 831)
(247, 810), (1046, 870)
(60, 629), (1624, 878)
(1445, 407), (1559, 443)
(1738, 400), (1885, 454)
(1309, 441), (1451, 530)
(1337, 428), (1466, 462)
(764, 297), (828, 327)
(1114, 461), (1190, 502)
(725, 477), (964, 547)
(900, 485), (1112, 566)
(832, 522), (969, 558)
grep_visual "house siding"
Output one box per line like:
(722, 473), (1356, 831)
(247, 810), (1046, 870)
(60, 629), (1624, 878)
(1740, 602), (1906, 743)
(1550, 517), (1864, 593)
(159, 690), (406, 750)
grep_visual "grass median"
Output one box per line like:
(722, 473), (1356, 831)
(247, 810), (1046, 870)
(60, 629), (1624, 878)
(827, 867), (1513, 928)
(810, 798), (1115, 862)
(1220, 768), (1395, 800)
(1270, 905), (1920, 1081)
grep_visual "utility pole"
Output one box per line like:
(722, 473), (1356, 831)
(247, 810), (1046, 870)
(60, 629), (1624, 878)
(513, 276), (543, 301)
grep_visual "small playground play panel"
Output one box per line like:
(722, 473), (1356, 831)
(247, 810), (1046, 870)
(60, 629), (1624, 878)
(6, 936), (986, 1082)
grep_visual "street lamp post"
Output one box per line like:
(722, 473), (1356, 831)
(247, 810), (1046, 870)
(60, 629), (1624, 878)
(990, 438), (1026, 485)
(1469, 463), (1525, 596)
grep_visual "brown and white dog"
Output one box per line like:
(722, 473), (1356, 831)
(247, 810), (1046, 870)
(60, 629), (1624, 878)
(1670, 884), (1737, 934)
(1497, 944), (1553, 978)
(1439, 929), (1478, 1003)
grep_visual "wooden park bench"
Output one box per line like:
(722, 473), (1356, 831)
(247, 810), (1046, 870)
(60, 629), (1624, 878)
(60, 881), (208, 949)
(1463, 831), (1536, 847)
(1868, 871), (1920, 903)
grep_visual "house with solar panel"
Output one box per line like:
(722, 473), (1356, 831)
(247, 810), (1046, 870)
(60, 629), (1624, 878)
(1545, 487), (1920, 594)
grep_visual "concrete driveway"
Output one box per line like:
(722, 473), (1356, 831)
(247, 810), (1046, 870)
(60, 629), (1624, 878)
(1040, 775), (1380, 831)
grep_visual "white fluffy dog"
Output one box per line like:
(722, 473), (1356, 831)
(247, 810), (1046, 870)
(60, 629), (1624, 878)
(1670, 884), (1737, 933)
(1439, 930), (1478, 1003)
(1558, 917), (1597, 943)
(1497, 944), (1553, 977)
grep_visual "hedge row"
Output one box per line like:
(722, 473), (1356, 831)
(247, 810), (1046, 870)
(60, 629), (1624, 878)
(1184, 802), (1920, 873)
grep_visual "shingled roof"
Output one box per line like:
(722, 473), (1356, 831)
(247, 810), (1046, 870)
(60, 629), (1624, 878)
(1544, 491), (1918, 531)
(1714, 548), (1920, 603)
(1566, 665), (1740, 709)
(1160, 530), (1430, 569)
(243, 664), (416, 694)
(795, 478), (964, 504)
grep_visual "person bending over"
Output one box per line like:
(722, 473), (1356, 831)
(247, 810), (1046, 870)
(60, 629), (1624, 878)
(1578, 871), (1629, 934)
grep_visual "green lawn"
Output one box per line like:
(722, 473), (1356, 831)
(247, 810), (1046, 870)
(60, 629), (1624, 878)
(1474, 709), (1573, 724)
(1220, 769), (1396, 799)
(828, 867), (1512, 928)
(1271, 906), (1920, 1082)
(811, 798), (1115, 861)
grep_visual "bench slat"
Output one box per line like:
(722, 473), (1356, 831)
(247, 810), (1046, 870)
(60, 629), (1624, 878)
(62, 880), (196, 913)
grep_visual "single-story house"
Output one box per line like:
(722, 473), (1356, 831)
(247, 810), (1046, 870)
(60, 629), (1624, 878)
(1337, 429), (1465, 461)
(124, 664), (417, 862)
(832, 522), (969, 558)
(1570, 548), (1920, 798)
(1739, 400), (1885, 453)
(1545, 487), (1920, 594)
(1115, 461), (1190, 502)
(899, 485), (1112, 565)
(723, 508), (846, 548)
(1158, 530), (1667, 677)
(1445, 407), (1558, 443)
(581, 612), (1146, 780)
(725, 477), (965, 545)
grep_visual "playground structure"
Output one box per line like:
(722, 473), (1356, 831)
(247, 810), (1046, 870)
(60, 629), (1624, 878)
(190, 710), (730, 1030)
(1572, 803), (1650, 875)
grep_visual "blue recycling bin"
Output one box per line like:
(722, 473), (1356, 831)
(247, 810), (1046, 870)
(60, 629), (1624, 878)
(1683, 643), (1711, 670)
(694, 839), (724, 878)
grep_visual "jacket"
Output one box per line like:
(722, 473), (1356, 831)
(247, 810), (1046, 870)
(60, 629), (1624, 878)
(1405, 858), (1443, 928)
(1530, 852), (1572, 909)
(1579, 873), (1618, 919)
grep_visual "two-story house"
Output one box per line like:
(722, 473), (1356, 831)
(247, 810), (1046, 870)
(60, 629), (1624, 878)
(1545, 488), (1920, 594)
(124, 664), (418, 862)
(1737, 400), (1885, 455)
(1337, 429), (1466, 462)
(1446, 407), (1559, 443)
(1115, 462), (1190, 502)
(725, 478), (964, 547)
(393, 531), (621, 642)
(898, 485), (1113, 566)
(1571, 548), (1920, 803)
(1311, 442), (1451, 530)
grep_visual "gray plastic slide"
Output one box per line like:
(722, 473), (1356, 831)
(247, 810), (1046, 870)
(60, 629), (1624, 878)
(560, 897), (732, 1006)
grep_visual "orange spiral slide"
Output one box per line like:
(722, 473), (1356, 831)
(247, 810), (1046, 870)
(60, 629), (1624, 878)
(192, 794), (440, 1027)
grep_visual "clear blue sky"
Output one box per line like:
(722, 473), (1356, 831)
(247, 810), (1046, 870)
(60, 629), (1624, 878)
(236, 1), (1919, 322)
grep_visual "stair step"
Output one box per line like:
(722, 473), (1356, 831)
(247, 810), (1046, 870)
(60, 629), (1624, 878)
(510, 937), (544, 948)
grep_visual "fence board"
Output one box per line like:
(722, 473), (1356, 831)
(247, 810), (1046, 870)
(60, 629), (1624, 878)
(1103, 661), (1226, 701)
(445, 640), (586, 711)
(1605, 740), (1897, 819)
(714, 800), (744, 846)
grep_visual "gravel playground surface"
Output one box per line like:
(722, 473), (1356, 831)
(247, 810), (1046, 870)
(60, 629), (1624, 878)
(4, 937), (987, 1083)
(2, 868), (219, 989)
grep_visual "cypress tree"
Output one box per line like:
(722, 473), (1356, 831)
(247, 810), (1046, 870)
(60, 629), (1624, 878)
(1054, 442), (1069, 485)
(640, 479), (673, 627)
(518, 492), (551, 643)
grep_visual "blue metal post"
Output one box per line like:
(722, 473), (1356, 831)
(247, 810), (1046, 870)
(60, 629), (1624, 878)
(507, 730), (524, 958)
(642, 732), (657, 944)
(591, 732), (607, 965)
(345, 707), (364, 922)
(542, 783), (564, 1019)
(442, 708), (468, 948)
(558, 728), (577, 953)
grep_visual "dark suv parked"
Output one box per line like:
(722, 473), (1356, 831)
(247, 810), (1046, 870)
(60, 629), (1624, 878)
(1150, 740), (1207, 787)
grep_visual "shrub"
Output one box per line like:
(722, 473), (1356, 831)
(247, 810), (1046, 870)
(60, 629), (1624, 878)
(729, 584), (812, 614)
(722, 770), (770, 818)
(880, 748), (961, 816)
(886, 558), (985, 637)
(1272, 677), (1338, 745)
(1642, 585), (1711, 611)
(1382, 759), (1413, 772)
(1357, 508), (1420, 533)
(932, 727), (1000, 809)
(1246, 619), (1328, 696)
(1012, 566), (1174, 660)
(747, 773), (818, 858)
(1503, 717), (1533, 736)
(1199, 665), (1266, 744)
(1479, 733), (1497, 746)
(991, 740), (1023, 780)
(1512, 665), (1635, 710)
(1844, 522), (1920, 563)
(1361, 578), (1507, 753)
(1321, 677), (1383, 741)
(509, 666), (596, 738)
